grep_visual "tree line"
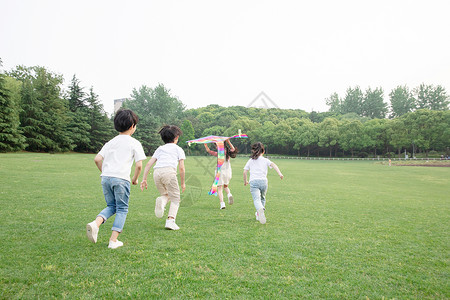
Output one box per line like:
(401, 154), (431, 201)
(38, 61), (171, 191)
(0, 62), (114, 153)
(1, 61), (449, 157)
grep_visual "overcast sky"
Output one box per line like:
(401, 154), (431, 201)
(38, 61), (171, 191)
(1, 0), (449, 115)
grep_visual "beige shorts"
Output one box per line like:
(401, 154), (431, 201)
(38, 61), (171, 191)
(153, 167), (180, 202)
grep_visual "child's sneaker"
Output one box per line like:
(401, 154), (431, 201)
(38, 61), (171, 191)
(165, 219), (180, 230)
(155, 197), (164, 218)
(257, 208), (266, 224)
(220, 201), (226, 209)
(228, 194), (234, 205)
(86, 221), (99, 243)
(108, 240), (123, 249)
(255, 211), (259, 221)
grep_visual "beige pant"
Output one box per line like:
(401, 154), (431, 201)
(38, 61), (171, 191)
(153, 167), (180, 219)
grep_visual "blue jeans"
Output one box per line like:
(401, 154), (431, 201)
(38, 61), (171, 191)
(98, 176), (130, 232)
(250, 179), (268, 211)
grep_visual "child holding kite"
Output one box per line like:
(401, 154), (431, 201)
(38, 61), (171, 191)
(86, 109), (146, 249)
(204, 139), (238, 209)
(140, 125), (186, 230)
(243, 142), (283, 224)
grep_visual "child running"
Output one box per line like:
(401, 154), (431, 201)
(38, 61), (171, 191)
(140, 125), (186, 230)
(204, 139), (238, 209)
(243, 142), (283, 224)
(86, 109), (146, 249)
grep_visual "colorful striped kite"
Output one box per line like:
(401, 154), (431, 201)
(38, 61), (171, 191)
(187, 131), (248, 196)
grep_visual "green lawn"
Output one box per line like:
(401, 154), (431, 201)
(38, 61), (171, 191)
(0, 153), (448, 299)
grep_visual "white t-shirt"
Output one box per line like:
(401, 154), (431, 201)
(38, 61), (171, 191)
(153, 143), (186, 169)
(98, 135), (146, 182)
(243, 156), (273, 182)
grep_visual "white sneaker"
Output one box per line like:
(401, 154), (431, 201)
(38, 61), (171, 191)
(155, 197), (164, 218)
(257, 208), (266, 224)
(86, 221), (99, 243)
(108, 240), (123, 249)
(228, 194), (234, 205)
(220, 202), (226, 209)
(255, 211), (259, 221)
(165, 219), (180, 230)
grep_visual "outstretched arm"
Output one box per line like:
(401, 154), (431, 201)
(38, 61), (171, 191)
(226, 139), (235, 152)
(270, 162), (284, 180)
(140, 157), (157, 191)
(204, 144), (218, 157)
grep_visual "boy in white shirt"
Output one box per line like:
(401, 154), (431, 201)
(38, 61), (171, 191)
(140, 125), (186, 230)
(86, 109), (146, 249)
(243, 142), (283, 224)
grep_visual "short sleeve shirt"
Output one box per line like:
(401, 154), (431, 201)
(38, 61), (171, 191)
(98, 135), (146, 182)
(153, 143), (186, 169)
(243, 156), (273, 182)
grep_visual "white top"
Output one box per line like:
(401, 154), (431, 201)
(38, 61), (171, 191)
(98, 135), (146, 182)
(153, 143), (186, 169)
(243, 156), (273, 182)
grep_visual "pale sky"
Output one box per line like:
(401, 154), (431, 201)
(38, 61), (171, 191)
(1, 0), (449, 115)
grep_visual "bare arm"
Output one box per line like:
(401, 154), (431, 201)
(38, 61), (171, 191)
(94, 154), (103, 172)
(226, 139), (235, 152)
(243, 169), (249, 186)
(140, 157), (157, 191)
(270, 162), (284, 179)
(204, 144), (218, 157)
(179, 159), (186, 193)
(131, 160), (143, 185)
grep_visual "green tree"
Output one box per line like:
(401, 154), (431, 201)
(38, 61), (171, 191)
(341, 86), (364, 116)
(363, 87), (387, 119)
(273, 120), (294, 154)
(402, 110), (446, 157)
(9, 66), (73, 152)
(363, 119), (390, 157)
(179, 119), (195, 152)
(326, 92), (342, 114)
(67, 74), (86, 112)
(125, 83), (185, 154)
(339, 120), (363, 157)
(389, 85), (415, 118)
(293, 118), (318, 157)
(389, 118), (409, 158)
(85, 87), (115, 152)
(414, 84), (449, 111)
(318, 117), (340, 157)
(64, 75), (91, 152)
(0, 74), (26, 151)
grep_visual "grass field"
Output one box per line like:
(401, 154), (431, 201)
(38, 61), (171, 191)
(0, 152), (449, 299)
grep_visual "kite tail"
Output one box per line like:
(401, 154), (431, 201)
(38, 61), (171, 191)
(208, 141), (225, 196)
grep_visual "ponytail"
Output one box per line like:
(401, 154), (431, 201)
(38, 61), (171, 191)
(250, 142), (265, 159)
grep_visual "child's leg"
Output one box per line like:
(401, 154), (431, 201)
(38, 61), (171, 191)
(249, 181), (264, 211)
(109, 178), (130, 241)
(218, 185), (224, 203)
(165, 171), (181, 220)
(260, 183), (268, 209)
(224, 184), (233, 204)
(154, 170), (170, 218)
(224, 185), (230, 194)
(97, 177), (118, 223)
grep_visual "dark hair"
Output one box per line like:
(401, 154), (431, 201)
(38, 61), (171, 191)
(225, 143), (238, 161)
(114, 109), (139, 132)
(251, 142), (265, 159)
(159, 125), (182, 144)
